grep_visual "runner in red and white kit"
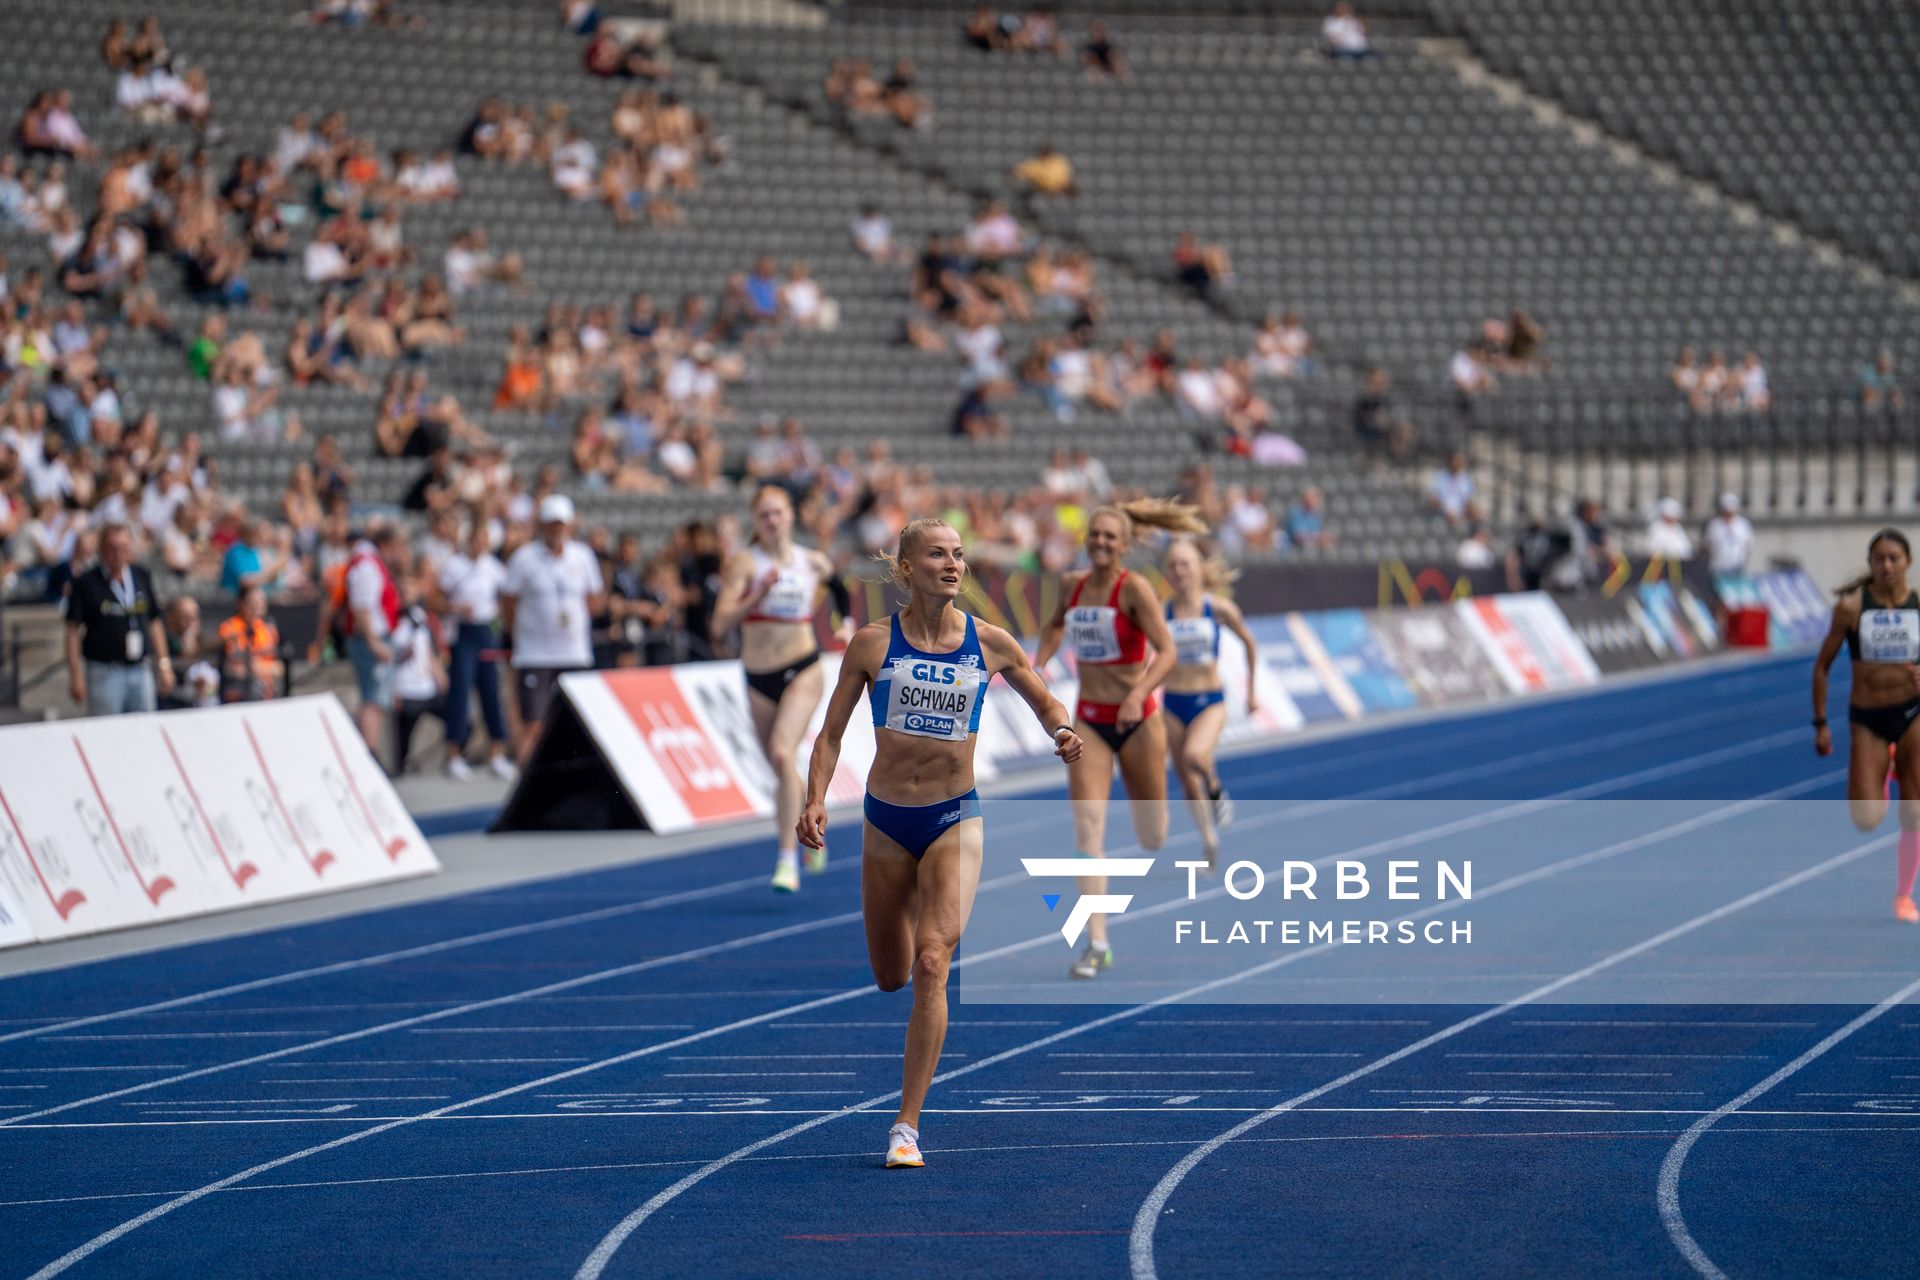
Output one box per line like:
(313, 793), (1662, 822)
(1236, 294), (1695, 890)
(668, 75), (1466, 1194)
(1035, 498), (1204, 978)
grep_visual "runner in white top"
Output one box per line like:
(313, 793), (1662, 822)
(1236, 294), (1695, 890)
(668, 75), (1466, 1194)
(711, 485), (855, 892)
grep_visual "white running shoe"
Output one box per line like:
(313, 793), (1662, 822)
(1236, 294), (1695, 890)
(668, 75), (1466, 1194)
(1212, 787), (1235, 831)
(885, 1123), (924, 1168)
(771, 857), (800, 893)
(489, 755), (520, 783)
(443, 756), (474, 782)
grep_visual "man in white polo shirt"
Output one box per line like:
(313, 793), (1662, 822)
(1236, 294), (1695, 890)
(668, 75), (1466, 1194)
(1703, 492), (1754, 576)
(501, 494), (605, 764)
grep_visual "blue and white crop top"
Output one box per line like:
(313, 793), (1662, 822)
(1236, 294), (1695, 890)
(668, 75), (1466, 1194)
(869, 612), (988, 742)
(1165, 596), (1220, 667)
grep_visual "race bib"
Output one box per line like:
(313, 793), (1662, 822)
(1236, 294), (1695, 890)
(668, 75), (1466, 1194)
(882, 657), (984, 741)
(757, 569), (814, 621)
(1066, 606), (1122, 664)
(1860, 609), (1920, 664)
(1168, 616), (1216, 666)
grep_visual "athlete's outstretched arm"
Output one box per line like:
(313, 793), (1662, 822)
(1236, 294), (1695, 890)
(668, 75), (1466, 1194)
(1032, 574), (1078, 669)
(1215, 595), (1260, 713)
(1811, 597), (1855, 757)
(709, 549), (768, 638)
(798, 624), (886, 848)
(1120, 574), (1181, 718)
(981, 623), (1082, 763)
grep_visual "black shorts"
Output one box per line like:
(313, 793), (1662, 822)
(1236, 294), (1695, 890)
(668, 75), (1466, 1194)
(744, 650), (820, 704)
(516, 666), (583, 727)
(1850, 698), (1920, 746)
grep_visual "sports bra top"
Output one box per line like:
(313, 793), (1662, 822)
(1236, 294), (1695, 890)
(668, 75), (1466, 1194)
(1065, 570), (1148, 666)
(743, 544), (819, 624)
(1165, 595), (1220, 667)
(1849, 587), (1920, 664)
(869, 612), (988, 742)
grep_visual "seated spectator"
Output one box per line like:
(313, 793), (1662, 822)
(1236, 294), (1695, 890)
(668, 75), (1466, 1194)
(1285, 486), (1335, 551)
(101, 18), (133, 70)
(1693, 349), (1733, 412)
(1670, 346), (1700, 401)
(1859, 352), (1904, 410)
(779, 262), (834, 331)
(1176, 357), (1225, 420)
(1322, 2), (1378, 59)
(285, 317), (366, 391)
(965, 4), (1010, 52)
(951, 384), (1010, 440)
(851, 203), (899, 263)
(1224, 484), (1279, 554)
(1502, 308), (1547, 372)
(1172, 231), (1233, 296)
(219, 518), (287, 597)
(1737, 351), (1770, 412)
(1013, 141), (1076, 197)
(1351, 366), (1416, 464)
(444, 227), (523, 296)
(1011, 8), (1067, 56)
(212, 366), (294, 444)
(882, 59), (930, 129)
(825, 59), (886, 115)
(493, 324), (546, 411)
(1253, 310), (1317, 378)
(550, 128), (597, 199)
(401, 447), (456, 514)
(217, 586), (283, 703)
(559, 0), (601, 34)
(17, 91), (97, 160)
(1448, 340), (1495, 401)
(1081, 20), (1129, 80)
(1427, 451), (1478, 530)
(965, 199), (1025, 263)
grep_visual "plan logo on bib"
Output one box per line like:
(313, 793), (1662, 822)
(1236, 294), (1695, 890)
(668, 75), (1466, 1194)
(1021, 856), (1155, 945)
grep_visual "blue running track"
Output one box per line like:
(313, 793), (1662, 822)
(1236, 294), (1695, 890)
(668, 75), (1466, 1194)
(3, 652), (1915, 1279)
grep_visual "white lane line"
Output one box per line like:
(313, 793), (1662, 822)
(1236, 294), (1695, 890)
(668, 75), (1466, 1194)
(1047, 1053), (1362, 1059)
(14, 719), (1783, 1129)
(0, 678), (1796, 1050)
(1464, 1071), (1674, 1078)
(129, 1097), (450, 1106)
(1126, 832), (1890, 1280)
(1444, 1053), (1771, 1061)
(41, 1033), (324, 1041)
(0, 866), (860, 1048)
(404, 1025), (696, 1033)
(19, 756), (1827, 1277)
(1657, 973), (1920, 1280)
(266, 1078), (454, 1084)
(1513, 1020), (1819, 1028)
(0, 1066), (189, 1074)
(7, 1114), (1911, 1211)
(0, 912), (876, 1127)
(272, 1059), (589, 1066)
(13, 1103), (1913, 1132)
(571, 776), (1833, 1280)
(666, 1054), (943, 1060)
(660, 1073), (856, 1079)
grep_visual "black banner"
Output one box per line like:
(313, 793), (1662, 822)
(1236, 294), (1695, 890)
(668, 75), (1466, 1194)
(1369, 607), (1510, 705)
(1553, 593), (1672, 675)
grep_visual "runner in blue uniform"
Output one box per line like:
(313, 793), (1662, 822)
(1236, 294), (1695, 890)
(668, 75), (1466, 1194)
(800, 517), (1082, 1168)
(1160, 538), (1259, 872)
